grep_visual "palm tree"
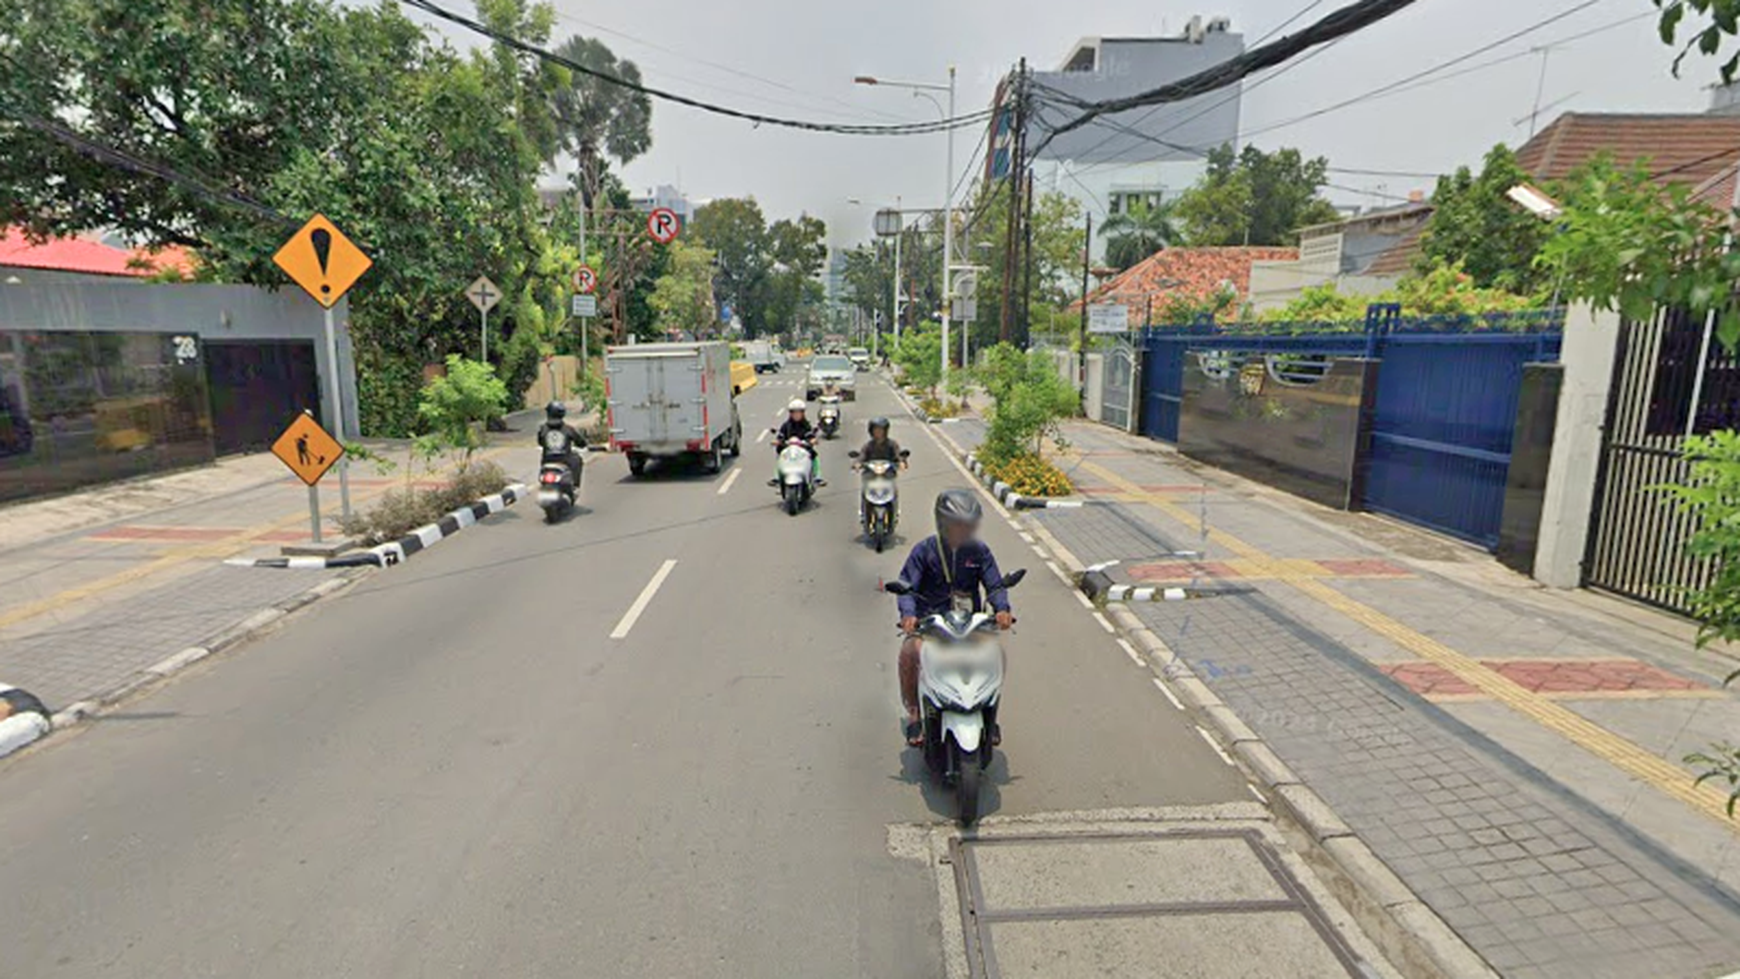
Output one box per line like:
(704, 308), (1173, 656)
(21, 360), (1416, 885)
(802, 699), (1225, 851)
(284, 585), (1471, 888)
(1102, 196), (1183, 271)
(550, 37), (654, 208)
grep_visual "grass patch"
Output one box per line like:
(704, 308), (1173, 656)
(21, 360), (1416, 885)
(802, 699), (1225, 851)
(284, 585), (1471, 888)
(338, 460), (510, 545)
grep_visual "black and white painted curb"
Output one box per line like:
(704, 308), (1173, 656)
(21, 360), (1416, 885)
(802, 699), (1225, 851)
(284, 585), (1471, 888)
(0, 683), (51, 759)
(1077, 561), (1190, 604)
(226, 483), (527, 570)
(962, 453), (1087, 511)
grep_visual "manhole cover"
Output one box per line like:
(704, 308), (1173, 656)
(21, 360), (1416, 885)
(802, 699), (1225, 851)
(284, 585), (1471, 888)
(951, 828), (1378, 979)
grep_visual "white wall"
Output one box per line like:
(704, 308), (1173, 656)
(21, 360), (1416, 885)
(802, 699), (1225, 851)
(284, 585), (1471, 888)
(1533, 304), (1621, 588)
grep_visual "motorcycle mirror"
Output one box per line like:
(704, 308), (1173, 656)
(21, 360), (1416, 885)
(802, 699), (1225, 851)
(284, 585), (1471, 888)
(883, 578), (912, 596)
(848, 450), (861, 459)
(899, 449), (911, 458)
(998, 569), (1028, 589)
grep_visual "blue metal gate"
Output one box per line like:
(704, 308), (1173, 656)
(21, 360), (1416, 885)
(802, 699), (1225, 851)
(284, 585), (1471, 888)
(1362, 328), (1559, 546)
(1136, 309), (1562, 548)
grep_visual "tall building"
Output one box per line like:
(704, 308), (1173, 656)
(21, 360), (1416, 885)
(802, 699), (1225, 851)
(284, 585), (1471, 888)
(1012, 16), (1244, 264)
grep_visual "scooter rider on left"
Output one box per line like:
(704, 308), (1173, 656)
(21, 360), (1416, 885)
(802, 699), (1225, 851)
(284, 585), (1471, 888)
(537, 400), (586, 473)
(769, 399), (825, 486)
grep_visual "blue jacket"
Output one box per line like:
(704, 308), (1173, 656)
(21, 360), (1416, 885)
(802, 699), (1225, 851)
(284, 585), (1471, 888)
(895, 535), (1012, 619)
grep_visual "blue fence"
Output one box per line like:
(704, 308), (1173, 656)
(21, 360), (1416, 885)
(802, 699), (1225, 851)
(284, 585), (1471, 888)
(1138, 306), (1564, 548)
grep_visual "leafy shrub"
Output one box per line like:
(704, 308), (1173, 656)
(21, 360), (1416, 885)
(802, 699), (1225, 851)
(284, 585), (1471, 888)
(983, 451), (1073, 497)
(339, 459), (509, 545)
(917, 396), (959, 419)
(975, 343), (1077, 463)
(418, 355), (508, 469)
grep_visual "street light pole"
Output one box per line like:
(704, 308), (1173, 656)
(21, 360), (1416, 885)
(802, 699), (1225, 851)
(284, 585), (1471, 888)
(893, 194), (903, 347)
(942, 66), (956, 382)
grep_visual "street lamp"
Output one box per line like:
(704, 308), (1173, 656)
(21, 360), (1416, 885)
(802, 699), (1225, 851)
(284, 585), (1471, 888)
(856, 68), (956, 381)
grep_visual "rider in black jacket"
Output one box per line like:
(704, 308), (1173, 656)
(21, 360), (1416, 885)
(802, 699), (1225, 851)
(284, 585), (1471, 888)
(773, 400), (823, 485)
(536, 401), (585, 476)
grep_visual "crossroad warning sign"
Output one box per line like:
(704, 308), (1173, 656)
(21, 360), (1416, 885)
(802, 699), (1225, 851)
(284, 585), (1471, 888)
(273, 215), (372, 308)
(271, 411), (344, 486)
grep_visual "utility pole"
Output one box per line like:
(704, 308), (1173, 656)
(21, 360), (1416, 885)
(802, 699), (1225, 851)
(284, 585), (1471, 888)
(998, 60), (1027, 344)
(941, 65), (956, 382)
(1078, 212), (1092, 386)
(1019, 170), (1034, 350)
(892, 194), (903, 346)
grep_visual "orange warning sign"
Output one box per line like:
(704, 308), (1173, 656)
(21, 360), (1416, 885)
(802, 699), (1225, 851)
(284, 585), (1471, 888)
(272, 214), (372, 308)
(271, 412), (344, 486)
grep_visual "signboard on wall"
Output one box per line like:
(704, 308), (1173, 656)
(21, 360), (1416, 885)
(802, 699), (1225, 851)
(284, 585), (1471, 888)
(1087, 304), (1129, 334)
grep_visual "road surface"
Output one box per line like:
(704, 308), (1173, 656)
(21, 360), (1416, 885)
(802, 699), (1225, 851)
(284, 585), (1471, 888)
(0, 371), (1358, 978)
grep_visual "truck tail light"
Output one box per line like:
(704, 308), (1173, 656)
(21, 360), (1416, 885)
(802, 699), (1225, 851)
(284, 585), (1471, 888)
(687, 439), (703, 451)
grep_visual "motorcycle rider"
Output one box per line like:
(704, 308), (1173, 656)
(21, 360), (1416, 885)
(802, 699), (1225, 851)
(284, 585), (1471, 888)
(895, 489), (1013, 746)
(854, 417), (907, 520)
(536, 400), (585, 476)
(855, 417), (906, 468)
(771, 399), (824, 486)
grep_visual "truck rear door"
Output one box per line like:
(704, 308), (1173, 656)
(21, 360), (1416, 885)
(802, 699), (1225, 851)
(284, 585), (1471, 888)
(612, 350), (701, 450)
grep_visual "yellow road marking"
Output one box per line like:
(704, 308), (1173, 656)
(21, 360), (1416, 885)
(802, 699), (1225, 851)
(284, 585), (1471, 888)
(1076, 455), (1740, 832)
(0, 448), (512, 633)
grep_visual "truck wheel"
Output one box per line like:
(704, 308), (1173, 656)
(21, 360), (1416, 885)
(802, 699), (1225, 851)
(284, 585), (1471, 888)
(729, 423), (742, 457)
(628, 453), (647, 478)
(704, 441), (723, 474)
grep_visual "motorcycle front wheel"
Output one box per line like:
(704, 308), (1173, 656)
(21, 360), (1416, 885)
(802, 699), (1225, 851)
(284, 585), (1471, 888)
(956, 747), (982, 826)
(784, 486), (800, 516)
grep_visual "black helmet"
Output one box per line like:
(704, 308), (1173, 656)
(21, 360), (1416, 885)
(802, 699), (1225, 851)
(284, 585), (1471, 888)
(867, 416), (890, 437)
(545, 400), (567, 420)
(934, 488), (982, 541)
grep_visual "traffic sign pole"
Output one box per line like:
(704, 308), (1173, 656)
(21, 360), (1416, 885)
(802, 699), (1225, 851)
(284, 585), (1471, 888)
(322, 306), (352, 520)
(308, 484), (323, 543)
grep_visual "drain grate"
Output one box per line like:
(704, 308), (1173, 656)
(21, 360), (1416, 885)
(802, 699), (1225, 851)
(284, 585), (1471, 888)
(951, 828), (1376, 979)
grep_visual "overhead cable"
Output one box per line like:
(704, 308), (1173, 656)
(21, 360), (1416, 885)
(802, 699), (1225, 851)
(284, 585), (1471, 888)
(399, 0), (991, 136)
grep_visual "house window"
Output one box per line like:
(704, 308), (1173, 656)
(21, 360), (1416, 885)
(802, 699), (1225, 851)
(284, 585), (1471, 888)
(1108, 191), (1163, 217)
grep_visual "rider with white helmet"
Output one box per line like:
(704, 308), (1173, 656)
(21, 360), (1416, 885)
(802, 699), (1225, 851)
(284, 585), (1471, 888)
(772, 399), (823, 485)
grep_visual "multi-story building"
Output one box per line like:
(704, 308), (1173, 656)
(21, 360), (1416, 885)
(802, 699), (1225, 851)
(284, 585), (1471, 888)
(1007, 16), (1245, 264)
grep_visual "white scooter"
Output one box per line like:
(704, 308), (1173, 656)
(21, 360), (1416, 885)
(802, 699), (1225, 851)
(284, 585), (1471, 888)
(772, 432), (816, 516)
(817, 394), (842, 440)
(884, 570), (1027, 826)
(849, 448), (909, 552)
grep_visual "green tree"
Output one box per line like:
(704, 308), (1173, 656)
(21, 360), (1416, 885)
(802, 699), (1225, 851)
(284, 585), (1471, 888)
(963, 185), (1085, 347)
(549, 35), (653, 208)
(418, 355), (509, 469)
(975, 343), (1077, 463)
(648, 240), (718, 337)
(1174, 144), (1341, 247)
(1655, 0), (1740, 81)
(893, 325), (942, 395)
(692, 198), (771, 335)
(1418, 144), (1551, 292)
(1102, 197), (1183, 271)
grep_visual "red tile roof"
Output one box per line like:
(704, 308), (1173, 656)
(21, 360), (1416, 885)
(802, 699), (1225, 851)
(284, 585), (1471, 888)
(1691, 161), (1740, 209)
(1074, 246), (1298, 324)
(0, 228), (195, 278)
(1515, 113), (1740, 186)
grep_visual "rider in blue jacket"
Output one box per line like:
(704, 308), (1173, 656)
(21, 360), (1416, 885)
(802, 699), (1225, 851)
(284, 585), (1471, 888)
(895, 489), (1013, 745)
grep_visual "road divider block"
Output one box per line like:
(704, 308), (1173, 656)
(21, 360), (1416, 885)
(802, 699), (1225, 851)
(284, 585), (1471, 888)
(227, 484), (527, 570)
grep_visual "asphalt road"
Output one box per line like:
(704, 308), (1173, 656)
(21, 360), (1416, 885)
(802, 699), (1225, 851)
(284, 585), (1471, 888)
(0, 371), (1249, 978)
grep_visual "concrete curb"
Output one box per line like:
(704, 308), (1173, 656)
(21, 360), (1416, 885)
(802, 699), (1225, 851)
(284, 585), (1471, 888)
(227, 483), (527, 570)
(0, 684), (52, 759)
(943, 437), (1494, 979)
(32, 565), (373, 744)
(962, 452), (1088, 512)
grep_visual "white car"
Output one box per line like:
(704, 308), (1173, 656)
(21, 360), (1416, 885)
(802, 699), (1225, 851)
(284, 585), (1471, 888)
(806, 354), (857, 401)
(847, 347), (871, 372)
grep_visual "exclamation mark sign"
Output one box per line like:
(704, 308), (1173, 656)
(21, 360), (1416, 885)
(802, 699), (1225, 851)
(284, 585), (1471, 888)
(310, 227), (333, 296)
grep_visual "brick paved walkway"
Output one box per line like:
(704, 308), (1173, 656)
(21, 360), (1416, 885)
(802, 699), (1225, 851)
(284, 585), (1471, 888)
(935, 414), (1740, 977)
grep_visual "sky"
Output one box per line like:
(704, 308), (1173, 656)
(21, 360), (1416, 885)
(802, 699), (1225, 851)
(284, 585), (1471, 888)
(423, 0), (1723, 246)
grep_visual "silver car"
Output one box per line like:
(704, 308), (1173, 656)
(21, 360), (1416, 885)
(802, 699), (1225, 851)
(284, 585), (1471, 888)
(806, 354), (858, 401)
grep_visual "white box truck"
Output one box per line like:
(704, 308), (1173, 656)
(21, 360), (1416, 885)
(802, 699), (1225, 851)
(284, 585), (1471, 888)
(741, 339), (784, 373)
(605, 341), (743, 477)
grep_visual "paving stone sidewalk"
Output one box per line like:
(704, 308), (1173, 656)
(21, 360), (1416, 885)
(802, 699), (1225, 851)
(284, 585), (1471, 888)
(937, 414), (1740, 978)
(0, 416), (547, 713)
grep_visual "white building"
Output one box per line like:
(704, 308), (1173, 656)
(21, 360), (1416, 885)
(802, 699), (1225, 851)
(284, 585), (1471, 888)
(1017, 17), (1245, 264)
